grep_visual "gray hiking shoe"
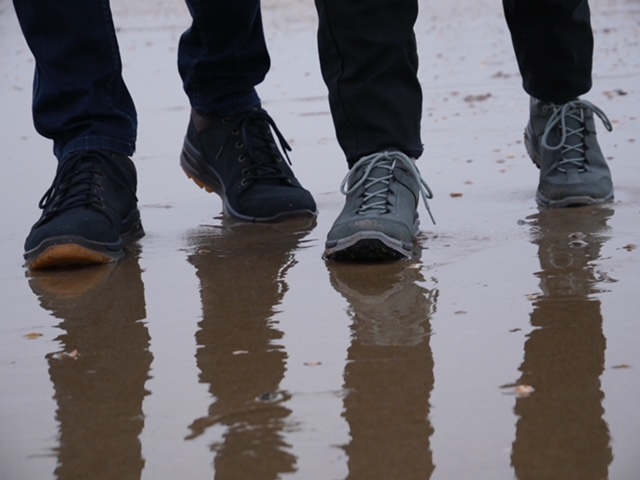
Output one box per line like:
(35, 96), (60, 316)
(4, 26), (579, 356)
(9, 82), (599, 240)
(324, 151), (434, 261)
(524, 97), (613, 207)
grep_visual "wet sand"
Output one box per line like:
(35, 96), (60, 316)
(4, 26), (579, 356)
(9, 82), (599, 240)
(1, 0), (640, 479)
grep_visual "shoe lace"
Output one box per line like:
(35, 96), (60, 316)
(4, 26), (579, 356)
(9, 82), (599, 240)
(340, 151), (436, 224)
(540, 99), (612, 171)
(37, 151), (133, 223)
(226, 109), (294, 184)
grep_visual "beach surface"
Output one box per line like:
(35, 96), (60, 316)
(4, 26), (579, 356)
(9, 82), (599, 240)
(1, 0), (639, 478)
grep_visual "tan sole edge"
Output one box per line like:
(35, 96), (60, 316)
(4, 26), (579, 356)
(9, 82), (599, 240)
(29, 244), (114, 270)
(183, 169), (219, 195)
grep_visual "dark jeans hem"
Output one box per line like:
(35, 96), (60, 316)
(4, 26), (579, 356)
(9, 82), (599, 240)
(56, 136), (136, 161)
(191, 90), (262, 118)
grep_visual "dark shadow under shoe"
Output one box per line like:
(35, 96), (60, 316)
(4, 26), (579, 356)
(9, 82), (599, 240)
(24, 151), (144, 269)
(324, 151), (434, 262)
(524, 97), (613, 208)
(180, 108), (317, 222)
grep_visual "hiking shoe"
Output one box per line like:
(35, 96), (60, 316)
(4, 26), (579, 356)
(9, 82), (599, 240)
(524, 97), (613, 207)
(324, 151), (435, 261)
(24, 151), (144, 269)
(180, 108), (317, 222)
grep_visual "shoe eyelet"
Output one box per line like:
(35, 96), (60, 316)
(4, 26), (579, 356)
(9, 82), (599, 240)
(240, 178), (249, 187)
(238, 154), (247, 162)
(231, 128), (239, 135)
(241, 168), (249, 175)
(235, 141), (243, 149)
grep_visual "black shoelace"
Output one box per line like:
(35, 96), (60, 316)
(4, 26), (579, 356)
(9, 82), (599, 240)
(223, 109), (294, 184)
(36, 151), (133, 226)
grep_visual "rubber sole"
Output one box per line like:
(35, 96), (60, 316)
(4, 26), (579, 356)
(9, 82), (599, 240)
(24, 221), (144, 270)
(324, 231), (412, 262)
(26, 242), (118, 269)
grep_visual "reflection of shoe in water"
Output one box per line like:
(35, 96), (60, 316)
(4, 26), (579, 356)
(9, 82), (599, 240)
(27, 246), (146, 317)
(327, 260), (437, 346)
(28, 263), (117, 300)
(527, 206), (613, 298)
(186, 217), (316, 307)
(188, 216), (316, 256)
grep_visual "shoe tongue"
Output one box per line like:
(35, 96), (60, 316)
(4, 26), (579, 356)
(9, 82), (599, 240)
(560, 108), (586, 164)
(245, 122), (287, 184)
(53, 157), (99, 209)
(355, 159), (394, 190)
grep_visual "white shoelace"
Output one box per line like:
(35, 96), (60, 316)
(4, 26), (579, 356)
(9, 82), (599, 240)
(540, 99), (613, 170)
(340, 151), (435, 224)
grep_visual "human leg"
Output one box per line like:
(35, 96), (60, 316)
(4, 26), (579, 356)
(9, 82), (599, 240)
(315, 0), (433, 260)
(315, 0), (423, 166)
(12, 0), (137, 159)
(503, 0), (613, 207)
(14, 0), (143, 268)
(178, 0), (317, 221)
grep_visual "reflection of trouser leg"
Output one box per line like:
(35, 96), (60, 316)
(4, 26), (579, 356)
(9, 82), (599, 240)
(512, 300), (611, 480)
(29, 260), (150, 479)
(503, 0), (593, 103)
(314, 0), (423, 165)
(186, 224), (310, 477)
(329, 263), (436, 476)
(344, 343), (435, 478)
(12, 0), (136, 159)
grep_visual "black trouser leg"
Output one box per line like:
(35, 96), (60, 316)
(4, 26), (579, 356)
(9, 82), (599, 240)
(314, 0), (423, 166)
(503, 0), (594, 103)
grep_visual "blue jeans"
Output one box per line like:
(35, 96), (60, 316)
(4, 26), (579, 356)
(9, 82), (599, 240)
(13, 0), (594, 164)
(13, 0), (268, 161)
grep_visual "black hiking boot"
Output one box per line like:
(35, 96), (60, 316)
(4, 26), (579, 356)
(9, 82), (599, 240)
(180, 108), (317, 222)
(24, 151), (144, 269)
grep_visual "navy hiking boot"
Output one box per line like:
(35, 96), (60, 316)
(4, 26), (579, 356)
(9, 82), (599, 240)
(24, 151), (144, 269)
(180, 108), (317, 222)
(525, 97), (613, 207)
(324, 151), (435, 261)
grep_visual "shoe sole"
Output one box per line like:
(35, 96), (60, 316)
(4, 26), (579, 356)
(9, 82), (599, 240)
(181, 138), (317, 222)
(24, 220), (144, 270)
(324, 231), (413, 262)
(524, 129), (614, 208)
(535, 191), (613, 208)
